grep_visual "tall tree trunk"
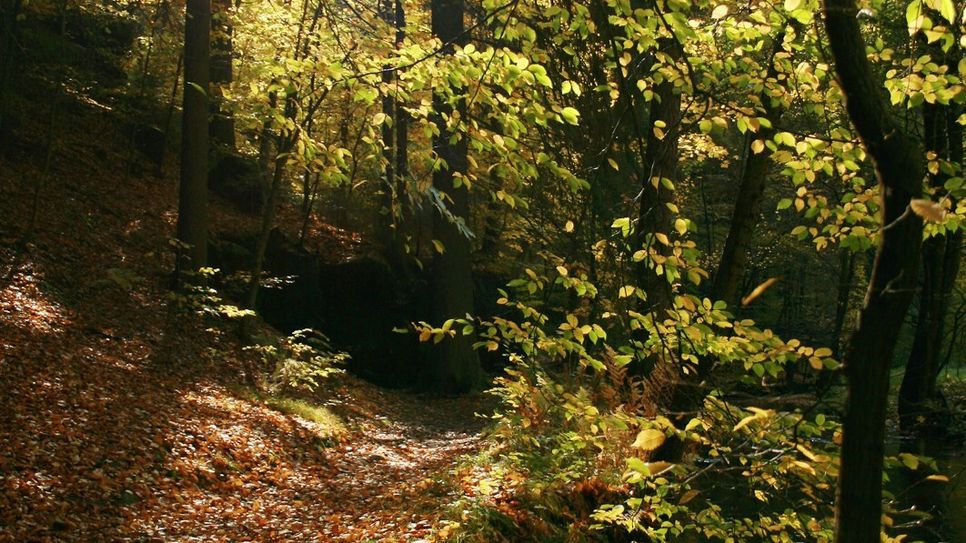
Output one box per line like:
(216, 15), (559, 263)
(711, 32), (785, 306)
(423, 0), (482, 394)
(824, 2), (925, 542)
(0, 0), (23, 142)
(635, 38), (681, 316)
(899, 102), (963, 434)
(209, 0), (235, 149)
(177, 0), (211, 271)
(379, 0), (396, 246)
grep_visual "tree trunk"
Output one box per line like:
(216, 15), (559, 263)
(711, 33), (785, 306)
(177, 0), (211, 271)
(379, 0), (396, 246)
(899, 103), (963, 434)
(209, 0), (235, 150)
(824, 1), (925, 542)
(0, 0), (22, 139)
(831, 248), (855, 357)
(424, 0), (482, 394)
(635, 37), (681, 316)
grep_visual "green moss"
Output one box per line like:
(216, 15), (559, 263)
(235, 388), (347, 442)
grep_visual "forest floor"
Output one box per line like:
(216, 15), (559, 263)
(0, 57), (489, 542)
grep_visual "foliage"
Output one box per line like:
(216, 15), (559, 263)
(246, 328), (347, 394)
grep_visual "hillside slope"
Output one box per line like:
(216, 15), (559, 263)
(0, 22), (484, 543)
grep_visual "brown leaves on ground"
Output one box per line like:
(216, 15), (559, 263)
(0, 74), (484, 542)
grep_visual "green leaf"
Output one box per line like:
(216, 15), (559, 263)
(906, 0), (925, 36)
(560, 107), (580, 125)
(777, 198), (793, 210)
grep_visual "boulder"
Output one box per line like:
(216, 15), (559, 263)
(209, 152), (263, 213)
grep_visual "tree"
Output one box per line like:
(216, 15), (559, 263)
(423, 0), (482, 394)
(711, 31), (787, 306)
(210, 0), (235, 150)
(823, 0), (925, 541)
(899, 100), (964, 435)
(177, 0), (211, 271)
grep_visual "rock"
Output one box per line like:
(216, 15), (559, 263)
(130, 123), (166, 167)
(209, 152), (263, 213)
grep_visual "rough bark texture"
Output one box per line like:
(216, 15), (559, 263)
(824, 1), (924, 542)
(711, 33), (785, 306)
(424, 0), (482, 394)
(177, 0), (211, 270)
(209, 0), (235, 150)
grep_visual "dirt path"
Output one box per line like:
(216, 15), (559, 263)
(0, 282), (487, 543)
(0, 73), (487, 541)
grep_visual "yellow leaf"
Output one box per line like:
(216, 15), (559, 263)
(679, 489), (700, 504)
(674, 218), (687, 235)
(655, 233), (670, 246)
(711, 4), (729, 19)
(741, 277), (779, 306)
(608, 157), (620, 171)
(751, 139), (765, 154)
(564, 220), (575, 232)
(632, 428), (666, 451)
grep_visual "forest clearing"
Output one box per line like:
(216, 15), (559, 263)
(0, 0), (965, 541)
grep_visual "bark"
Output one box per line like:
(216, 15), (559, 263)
(424, 0), (482, 394)
(177, 0), (211, 271)
(635, 38), (681, 316)
(210, 0), (235, 149)
(379, 0), (396, 245)
(899, 103), (963, 434)
(711, 33), (786, 306)
(824, 1), (925, 542)
(831, 249), (856, 357)
(246, 144), (287, 308)
(0, 0), (23, 141)
(158, 53), (183, 177)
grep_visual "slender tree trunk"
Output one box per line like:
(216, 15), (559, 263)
(379, 0), (396, 244)
(711, 32), (785, 306)
(824, 2), (925, 542)
(157, 53), (183, 177)
(424, 0), (482, 394)
(831, 249), (855, 357)
(177, 0), (211, 271)
(246, 145), (287, 308)
(209, 0), (235, 149)
(0, 0), (23, 142)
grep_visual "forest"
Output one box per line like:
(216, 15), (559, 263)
(0, 0), (964, 540)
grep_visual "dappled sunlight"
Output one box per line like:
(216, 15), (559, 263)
(0, 271), (71, 336)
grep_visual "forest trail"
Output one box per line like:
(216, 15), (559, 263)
(0, 74), (488, 541)
(0, 279), (488, 543)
